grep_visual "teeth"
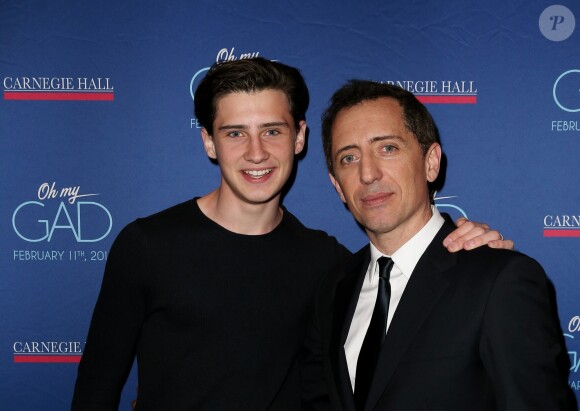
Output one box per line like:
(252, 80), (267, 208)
(244, 169), (272, 177)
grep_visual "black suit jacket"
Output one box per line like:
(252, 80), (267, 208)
(301, 217), (575, 410)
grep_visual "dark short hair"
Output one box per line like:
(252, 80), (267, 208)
(322, 80), (439, 175)
(194, 57), (309, 135)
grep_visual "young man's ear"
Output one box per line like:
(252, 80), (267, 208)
(294, 120), (307, 155)
(201, 128), (217, 159)
(425, 143), (442, 183)
(329, 173), (346, 203)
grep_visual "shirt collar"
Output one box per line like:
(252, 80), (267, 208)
(369, 206), (445, 281)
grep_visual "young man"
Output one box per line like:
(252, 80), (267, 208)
(301, 80), (574, 410)
(72, 59), (509, 410)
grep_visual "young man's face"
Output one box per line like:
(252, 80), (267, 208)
(329, 97), (441, 250)
(201, 89), (306, 207)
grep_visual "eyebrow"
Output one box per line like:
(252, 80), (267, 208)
(370, 135), (405, 144)
(217, 121), (290, 131)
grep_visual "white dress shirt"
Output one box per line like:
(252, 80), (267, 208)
(344, 207), (445, 390)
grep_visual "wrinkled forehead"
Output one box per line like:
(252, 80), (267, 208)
(332, 98), (405, 136)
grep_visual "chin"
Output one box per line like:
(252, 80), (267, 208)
(244, 192), (280, 205)
(362, 218), (396, 234)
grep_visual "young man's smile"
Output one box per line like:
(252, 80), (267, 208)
(201, 89), (306, 207)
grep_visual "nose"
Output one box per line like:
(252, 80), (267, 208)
(359, 155), (382, 185)
(244, 136), (269, 163)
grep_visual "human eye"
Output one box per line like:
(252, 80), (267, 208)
(340, 153), (357, 165)
(265, 129), (280, 136)
(226, 130), (243, 138)
(381, 144), (397, 154)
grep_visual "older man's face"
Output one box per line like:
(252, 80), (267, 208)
(329, 97), (441, 251)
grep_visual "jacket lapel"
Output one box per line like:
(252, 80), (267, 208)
(330, 246), (370, 411)
(365, 218), (458, 410)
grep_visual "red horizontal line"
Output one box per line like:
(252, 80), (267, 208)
(14, 355), (82, 363)
(4, 91), (114, 101)
(543, 229), (580, 237)
(416, 95), (477, 104)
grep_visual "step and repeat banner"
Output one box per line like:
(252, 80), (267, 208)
(1, 0), (579, 409)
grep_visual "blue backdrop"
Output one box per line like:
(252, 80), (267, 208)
(1, 1), (579, 409)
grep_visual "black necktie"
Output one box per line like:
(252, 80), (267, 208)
(354, 256), (394, 410)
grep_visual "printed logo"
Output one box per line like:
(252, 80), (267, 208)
(188, 48), (267, 129)
(565, 316), (580, 390)
(383, 80), (477, 104)
(543, 214), (580, 237)
(13, 340), (84, 363)
(3, 76), (114, 101)
(539, 5), (575, 42)
(550, 69), (579, 132)
(434, 193), (468, 220)
(569, 316), (580, 335)
(553, 69), (580, 114)
(12, 182), (113, 262)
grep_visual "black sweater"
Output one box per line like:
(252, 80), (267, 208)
(72, 199), (350, 410)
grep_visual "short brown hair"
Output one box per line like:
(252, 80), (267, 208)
(194, 57), (309, 135)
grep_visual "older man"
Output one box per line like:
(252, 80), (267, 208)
(301, 80), (574, 410)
